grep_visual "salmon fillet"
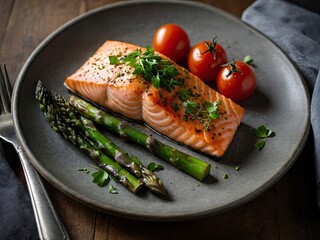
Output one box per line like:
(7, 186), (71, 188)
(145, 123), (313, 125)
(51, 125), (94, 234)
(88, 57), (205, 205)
(65, 41), (148, 121)
(65, 40), (244, 157)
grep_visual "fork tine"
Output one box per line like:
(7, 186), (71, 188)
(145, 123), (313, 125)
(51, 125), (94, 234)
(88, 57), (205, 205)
(0, 65), (6, 113)
(3, 64), (12, 101)
(0, 64), (11, 113)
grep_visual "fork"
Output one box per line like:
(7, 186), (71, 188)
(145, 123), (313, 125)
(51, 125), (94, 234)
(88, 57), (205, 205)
(0, 64), (70, 240)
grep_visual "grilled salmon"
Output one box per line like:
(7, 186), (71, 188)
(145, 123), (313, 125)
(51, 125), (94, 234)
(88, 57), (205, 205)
(65, 41), (148, 121)
(65, 40), (244, 157)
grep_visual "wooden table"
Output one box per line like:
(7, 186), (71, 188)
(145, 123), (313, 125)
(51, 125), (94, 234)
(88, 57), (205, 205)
(1, 0), (320, 239)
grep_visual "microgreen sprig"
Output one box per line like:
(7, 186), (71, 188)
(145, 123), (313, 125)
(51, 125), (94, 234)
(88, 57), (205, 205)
(183, 100), (222, 131)
(91, 167), (109, 187)
(252, 125), (275, 150)
(243, 55), (255, 67)
(79, 165), (111, 187)
(179, 87), (191, 101)
(109, 48), (182, 92)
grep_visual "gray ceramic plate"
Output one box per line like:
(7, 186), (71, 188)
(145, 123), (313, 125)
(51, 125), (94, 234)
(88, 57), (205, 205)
(12, 0), (310, 221)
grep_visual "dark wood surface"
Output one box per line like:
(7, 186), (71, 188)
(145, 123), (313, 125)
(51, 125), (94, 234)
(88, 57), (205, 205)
(1, 0), (320, 239)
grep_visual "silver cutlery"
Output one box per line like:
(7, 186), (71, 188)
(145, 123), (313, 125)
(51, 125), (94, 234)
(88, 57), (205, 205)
(0, 64), (70, 240)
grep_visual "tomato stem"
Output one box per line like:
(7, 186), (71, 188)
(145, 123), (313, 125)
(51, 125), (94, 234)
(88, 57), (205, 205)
(201, 36), (217, 59)
(221, 58), (242, 78)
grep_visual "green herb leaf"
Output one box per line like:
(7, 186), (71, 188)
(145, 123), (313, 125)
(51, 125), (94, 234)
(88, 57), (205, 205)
(183, 101), (199, 115)
(183, 100), (221, 131)
(78, 168), (90, 173)
(209, 112), (219, 119)
(109, 55), (120, 65)
(252, 125), (274, 150)
(222, 173), (229, 179)
(179, 88), (191, 101)
(203, 101), (215, 112)
(166, 64), (177, 73)
(119, 48), (180, 91)
(252, 125), (274, 139)
(172, 102), (179, 112)
(147, 162), (165, 172)
(92, 170), (109, 187)
(205, 100), (221, 120)
(255, 139), (266, 150)
(151, 74), (161, 89)
(243, 55), (255, 67)
(108, 185), (118, 194)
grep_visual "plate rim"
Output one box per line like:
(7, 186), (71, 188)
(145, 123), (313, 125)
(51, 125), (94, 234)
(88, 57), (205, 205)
(12, 0), (311, 221)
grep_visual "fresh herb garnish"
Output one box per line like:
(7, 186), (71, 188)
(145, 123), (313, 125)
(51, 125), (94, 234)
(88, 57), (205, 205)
(108, 185), (118, 194)
(109, 48), (222, 131)
(78, 168), (90, 173)
(172, 102), (180, 112)
(252, 125), (275, 150)
(235, 166), (240, 171)
(91, 167), (109, 187)
(147, 162), (165, 172)
(204, 101), (221, 119)
(179, 87), (191, 101)
(109, 48), (181, 92)
(109, 55), (120, 65)
(222, 173), (229, 179)
(79, 166), (121, 192)
(183, 100), (222, 131)
(243, 55), (255, 67)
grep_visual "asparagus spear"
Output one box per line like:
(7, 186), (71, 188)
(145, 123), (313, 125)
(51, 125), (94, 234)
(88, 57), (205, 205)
(50, 92), (166, 196)
(35, 80), (143, 193)
(57, 114), (143, 193)
(78, 115), (166, 195)
(69, 96), (211, 181)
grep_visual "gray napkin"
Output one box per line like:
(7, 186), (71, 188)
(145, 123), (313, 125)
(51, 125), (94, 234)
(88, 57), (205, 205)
(242, 0), (320, 207)
(0, 141), (38, 240)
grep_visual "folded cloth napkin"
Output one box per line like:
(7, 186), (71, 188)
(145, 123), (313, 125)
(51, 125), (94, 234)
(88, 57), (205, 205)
(242, 0), (320, 207)
(0, 141), (38, 240)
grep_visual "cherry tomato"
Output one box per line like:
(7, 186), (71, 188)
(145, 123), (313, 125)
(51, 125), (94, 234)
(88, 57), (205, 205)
(217, 60), (256, 101)
(153, 23), (190, 62)
(187, 37), (227, 82)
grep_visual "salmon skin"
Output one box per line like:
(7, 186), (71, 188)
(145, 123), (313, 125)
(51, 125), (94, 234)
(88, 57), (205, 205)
(65, 40), (244, 157)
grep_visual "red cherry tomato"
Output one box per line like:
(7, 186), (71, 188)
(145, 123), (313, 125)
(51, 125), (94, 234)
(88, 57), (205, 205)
(153, 23), (190, 62)
(217, 60), (256, 101)
(187, 37), (227, 82)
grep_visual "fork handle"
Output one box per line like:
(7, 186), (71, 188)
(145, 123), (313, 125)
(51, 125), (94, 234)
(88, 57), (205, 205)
(17, 147), (70, 240)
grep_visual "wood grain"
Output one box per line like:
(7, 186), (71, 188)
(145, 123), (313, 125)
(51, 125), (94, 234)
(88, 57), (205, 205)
(1, 0), (320, 239)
